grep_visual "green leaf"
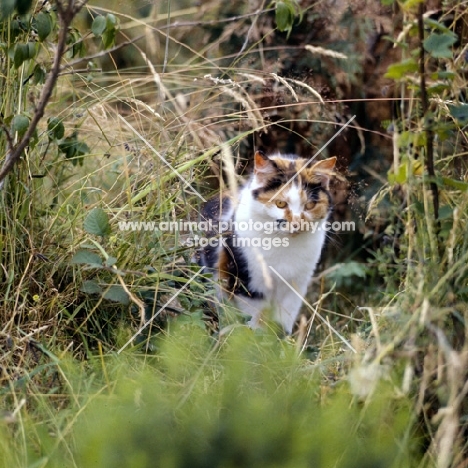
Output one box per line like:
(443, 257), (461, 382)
(59, 136), (77, 159)
(102, 285), (129, 305)
(75, 141), (90, 156)
(448, 104), (468, 125)
(275, 1), (294, 32)
(10, 18), (21, 39)
(102, 29), (117, 49)
(427, 83), (450, 95)
(11, 115), (29, 137)
(105, 256), (118, 267)
(71, 250), (103, 266)
(423, 32), (457, 59)
(59, 136), (89, 164)
(424, 18), (456, 35)
(33, 64), (46, 84)
(84, 208), (111, 237)
(148, 272), (193, 283)
(441, 176), (468, 192)
(81, 280), (102, 294)
(430, 71), (455, 81)
(68, 29), (86, 58)
(438, 205), (453, 220)
(36, 12), (53, 42)
(0, 0), (15, 18)
(13, 42), (36, 68)
(15, 0), (33, 15)
(91, 15), (106, 36)
(176, 310), (205, 329)
(47, 117), (65, 140)
(26, 42), (36, 59)
(388, 161), (408, 185)
(13, 43), (27, 68)
(106, 13), (117, 28)
(326, 262), (368, 280)
(385, 59), (418, 80)
(400, 0), (424, 10)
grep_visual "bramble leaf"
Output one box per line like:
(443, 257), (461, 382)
(102, 285), (129, 305)
(81, 280), (102, 294)
(424, 32), (457, 59)
(448, 104), (468, 125)
(84, 208), (111, 237)
(71, 250), (103, 266)
(385, 59), (418, 80)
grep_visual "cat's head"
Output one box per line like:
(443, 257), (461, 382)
(250, 151), (336, 234)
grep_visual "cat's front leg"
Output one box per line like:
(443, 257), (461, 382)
(235, 292), (304, 335)
(233, 295), (267, 329)
(272, 288), (308, 334)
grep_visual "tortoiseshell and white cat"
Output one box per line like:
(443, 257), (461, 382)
(200, 151), (336, 333)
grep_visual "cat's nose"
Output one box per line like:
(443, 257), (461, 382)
(290, 214), (303, 233)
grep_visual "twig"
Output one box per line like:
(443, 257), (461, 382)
(114, 268), (146, 328)
(162, 0), (171, 74)
(0, 0), (88, 188)
(60, 34), (145, 73)
(0, 123), (14, 152)
(237, 8), (262, 57)
(159, 8), (274, 30)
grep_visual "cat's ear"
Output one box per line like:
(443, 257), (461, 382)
(253, 151), (276, 176)
(308, 157), (337, 189)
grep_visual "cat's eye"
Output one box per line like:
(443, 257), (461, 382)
(305, 201), (316, 210)
(275, 200), (287, 209)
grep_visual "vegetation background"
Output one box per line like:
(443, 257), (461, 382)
(0, 0), (467, 466)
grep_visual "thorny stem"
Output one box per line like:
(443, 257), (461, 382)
(0, 0), (88, 188)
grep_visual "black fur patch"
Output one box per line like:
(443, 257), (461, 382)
(221, 234), (264, 299)
(197, 196), (263, 300)
(198, 196), (230, 269)
(304, 182), (326, 202)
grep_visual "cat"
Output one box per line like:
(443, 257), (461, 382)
(199, 150), (336, 334)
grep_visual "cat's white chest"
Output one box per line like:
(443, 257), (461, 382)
(240, 228), (325, 296)
(233, 189), (326, 293)
(231, 212), (327, 332)
(230, 235), (324, 333)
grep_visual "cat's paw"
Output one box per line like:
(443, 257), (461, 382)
(247, 317), (261, 329)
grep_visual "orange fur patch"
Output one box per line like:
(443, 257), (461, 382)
(305, 191), (330, 220)
(255, 191), (282, 205)
(217, 247), (229, 280)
